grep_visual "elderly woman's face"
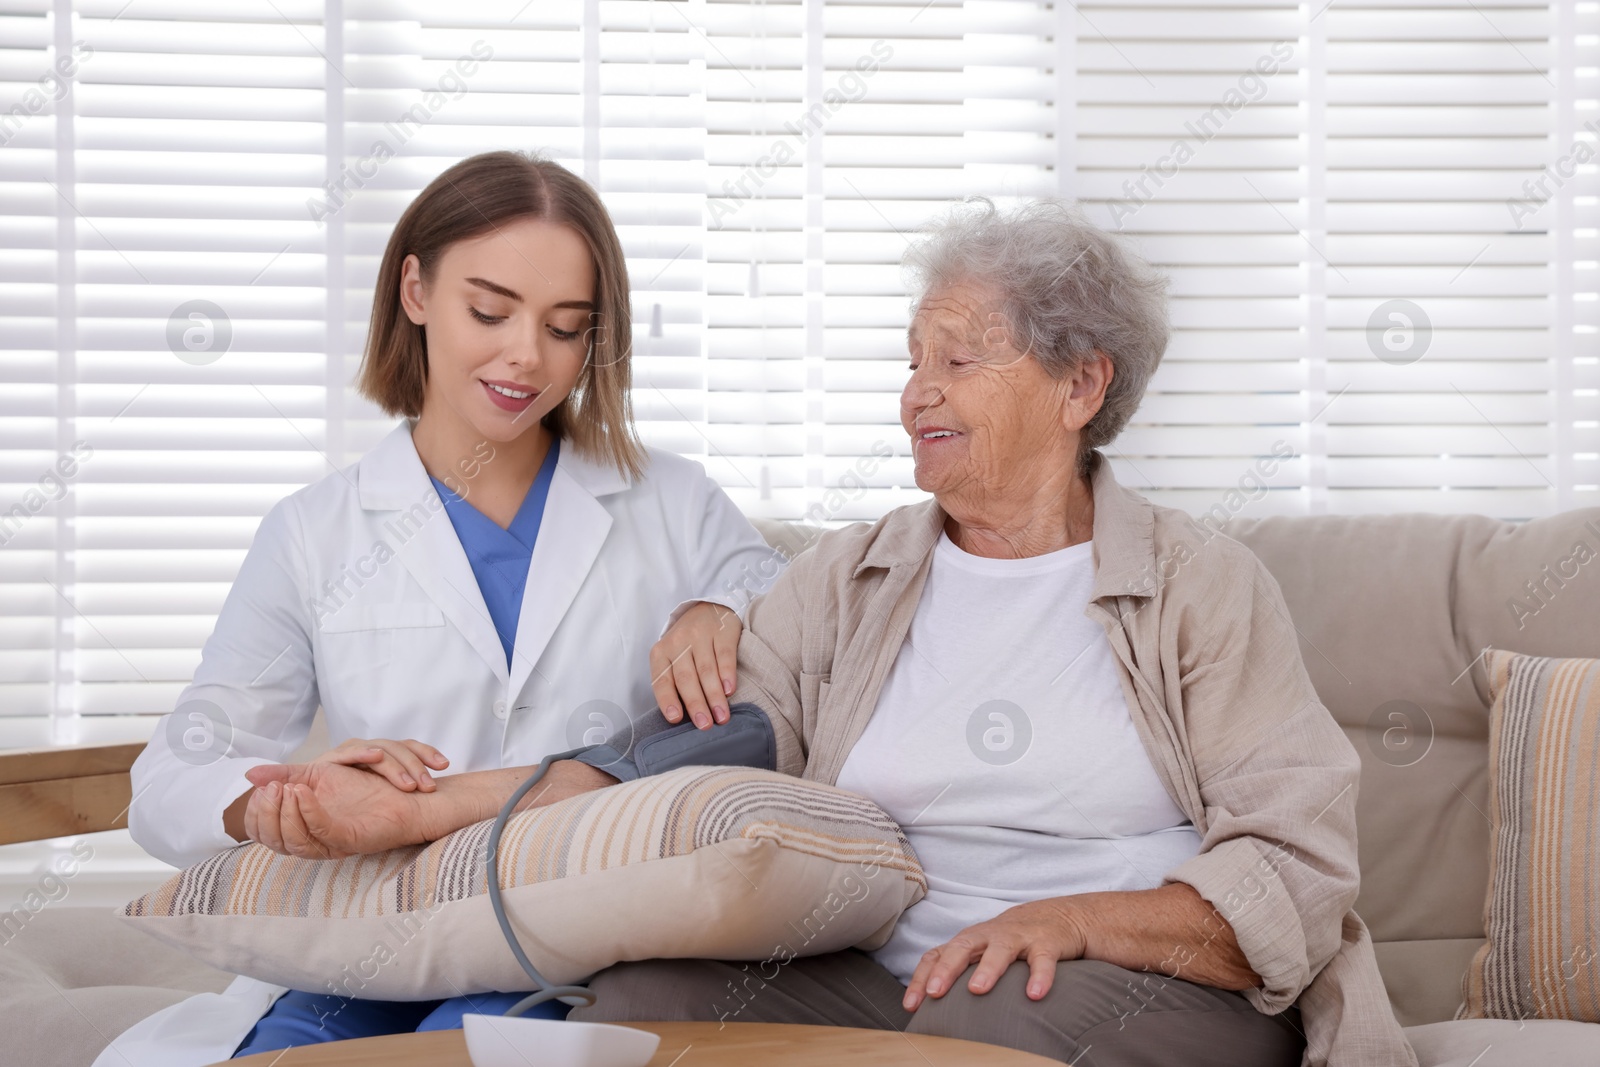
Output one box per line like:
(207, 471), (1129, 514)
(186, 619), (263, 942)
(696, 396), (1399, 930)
(901, 282), (1079, 500)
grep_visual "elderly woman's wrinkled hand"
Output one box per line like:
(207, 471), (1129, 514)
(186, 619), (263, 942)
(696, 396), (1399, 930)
(902, 897), (1090, 1011)
(242, 760), (431, 860)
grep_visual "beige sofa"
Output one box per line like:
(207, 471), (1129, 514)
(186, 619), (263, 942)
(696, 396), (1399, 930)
(1219, 508), (1600, 1065)
(4, 507), (1599, 1065)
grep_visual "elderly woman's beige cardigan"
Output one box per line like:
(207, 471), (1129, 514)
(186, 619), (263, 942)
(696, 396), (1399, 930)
(729, 451), (1417, 1067)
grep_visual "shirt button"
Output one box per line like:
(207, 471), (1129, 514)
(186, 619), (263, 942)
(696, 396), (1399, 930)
(492, 700), (507, 719)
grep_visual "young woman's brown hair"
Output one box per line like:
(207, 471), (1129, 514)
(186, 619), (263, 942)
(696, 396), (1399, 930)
(359, 150), (644, 479)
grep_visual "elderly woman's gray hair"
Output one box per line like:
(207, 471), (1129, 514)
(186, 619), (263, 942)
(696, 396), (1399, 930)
(904, 198), (1170, 467)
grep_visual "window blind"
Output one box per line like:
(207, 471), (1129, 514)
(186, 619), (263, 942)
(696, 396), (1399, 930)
(1, 0), (1595, 731)
(703, 0), (1058, 521)
(0, 0), (60, 723)
(1076, 0), (1599, 518)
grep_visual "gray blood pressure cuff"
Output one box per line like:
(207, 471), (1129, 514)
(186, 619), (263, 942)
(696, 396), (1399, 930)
(571, 702), (777, 783)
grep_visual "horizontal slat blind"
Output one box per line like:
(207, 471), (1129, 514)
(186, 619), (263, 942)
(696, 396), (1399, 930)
(3, 0), (711, 722)
(1559, 0), (1598, 498)
(54, 0), (335, 723)
(0, 0), (59, 723)
(703, 0), (1057, 521)
(1080, 0), (1599, 519)
(1321, 1), (1568, 516)
(1074, 1), (1312, 514)
(1, 0), (1595, 730)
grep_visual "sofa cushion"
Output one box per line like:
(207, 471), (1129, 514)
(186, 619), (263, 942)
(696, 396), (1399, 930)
(1405, 1018), (1600, 1066)
(1461, 651), (1600, 1022)
(0, 904), (234, 1067)
(1224, 509), (1600, 1022)
(119, 766), (925, 999)
(1372, 939), (1484, 1029)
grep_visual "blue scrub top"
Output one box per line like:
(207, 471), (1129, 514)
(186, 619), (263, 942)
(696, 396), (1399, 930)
(428, 438), (561, 669)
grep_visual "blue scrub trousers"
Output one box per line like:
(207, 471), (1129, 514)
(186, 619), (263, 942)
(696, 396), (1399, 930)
(231, 991), (568, 1057)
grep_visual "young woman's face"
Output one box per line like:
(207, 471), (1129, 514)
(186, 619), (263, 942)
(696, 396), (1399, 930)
(400, 217), (595, 444)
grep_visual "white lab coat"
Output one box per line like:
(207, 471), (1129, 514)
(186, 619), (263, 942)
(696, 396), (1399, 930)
(104, 421), (782, 1066)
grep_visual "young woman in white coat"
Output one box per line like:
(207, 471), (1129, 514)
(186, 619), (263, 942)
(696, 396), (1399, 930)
(118, 150), (783, 1062)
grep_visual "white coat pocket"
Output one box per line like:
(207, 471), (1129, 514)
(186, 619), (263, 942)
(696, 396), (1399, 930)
(315, 603), (447, 712)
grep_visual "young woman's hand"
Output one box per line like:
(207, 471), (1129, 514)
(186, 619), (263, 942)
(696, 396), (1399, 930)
(649, 601), (742, 730)
(311, 736), (449, 792)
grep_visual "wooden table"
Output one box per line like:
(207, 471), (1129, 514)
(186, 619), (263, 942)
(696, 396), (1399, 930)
(0, 741), (145, 845)
(225, 1021), (1061, 1065)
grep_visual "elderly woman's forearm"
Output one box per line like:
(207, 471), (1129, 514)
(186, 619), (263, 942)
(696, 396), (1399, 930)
(1067, 882), (1261, 991)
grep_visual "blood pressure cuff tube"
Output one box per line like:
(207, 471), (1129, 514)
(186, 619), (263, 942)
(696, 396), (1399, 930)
(571, 702), (777, 783)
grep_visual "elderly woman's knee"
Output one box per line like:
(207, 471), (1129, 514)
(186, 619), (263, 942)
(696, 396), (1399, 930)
(903, 960), (1303, 1067)
(904, 960), (1097, 1054)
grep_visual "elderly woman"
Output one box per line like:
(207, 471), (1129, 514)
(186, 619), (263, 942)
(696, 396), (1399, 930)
(565, 199), (1413, 1066)
(248, 200), (1415, 1066)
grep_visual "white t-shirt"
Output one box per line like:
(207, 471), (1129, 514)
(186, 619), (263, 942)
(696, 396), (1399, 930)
(835, 531), (1203, 982)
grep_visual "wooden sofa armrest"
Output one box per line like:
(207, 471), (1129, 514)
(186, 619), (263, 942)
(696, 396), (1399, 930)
(0, 743), (144, 845)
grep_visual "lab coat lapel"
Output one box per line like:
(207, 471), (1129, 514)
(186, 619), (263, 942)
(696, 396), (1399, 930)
(358, 422), (509, 684)
(393, 498), (510, 684)
(506, 450), (617, 702)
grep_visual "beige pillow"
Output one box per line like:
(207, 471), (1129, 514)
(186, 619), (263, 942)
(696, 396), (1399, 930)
(1460, 650), (1600, 1022)
(121, 766), (925, 1000)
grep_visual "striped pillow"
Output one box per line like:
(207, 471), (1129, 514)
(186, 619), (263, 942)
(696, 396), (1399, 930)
(1460, 651), (1600, 1022)
(120, 766), (925, 1001)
